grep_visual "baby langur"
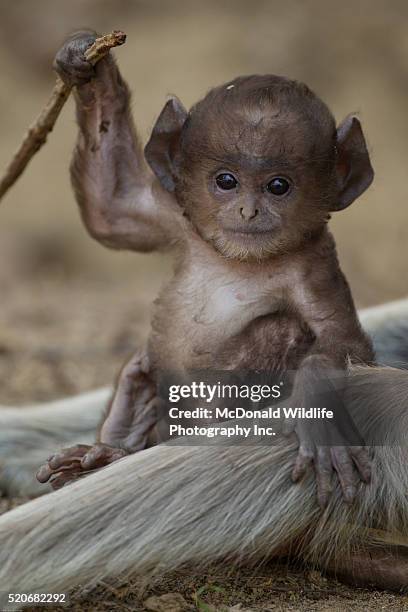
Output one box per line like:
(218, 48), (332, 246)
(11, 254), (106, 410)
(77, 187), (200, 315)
(38, 30), (375, 508)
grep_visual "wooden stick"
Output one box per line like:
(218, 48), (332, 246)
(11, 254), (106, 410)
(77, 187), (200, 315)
(0, 30), (126, 202)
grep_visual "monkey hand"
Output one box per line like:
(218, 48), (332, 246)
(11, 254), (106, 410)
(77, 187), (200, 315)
(54, 30), (98, 88)
(285, 417), (371, 508)
(36, 443), (128, 490)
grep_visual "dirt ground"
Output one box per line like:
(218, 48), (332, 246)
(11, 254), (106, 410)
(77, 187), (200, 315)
(0, 1), (408, 610)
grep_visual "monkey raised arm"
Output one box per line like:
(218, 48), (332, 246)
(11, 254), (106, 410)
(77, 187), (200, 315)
(55, 31), (186, 252)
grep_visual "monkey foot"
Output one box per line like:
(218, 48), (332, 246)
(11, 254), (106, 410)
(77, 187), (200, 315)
(99, 350), (162, 449)
(36, 443), (128, 490)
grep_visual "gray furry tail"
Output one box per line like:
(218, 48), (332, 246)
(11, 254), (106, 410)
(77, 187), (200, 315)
(0, 366), (408, 605)
(0, 389), (109, 496)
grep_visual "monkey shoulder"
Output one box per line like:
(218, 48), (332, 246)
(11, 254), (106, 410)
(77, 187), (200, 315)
(288, 230), (343, 283)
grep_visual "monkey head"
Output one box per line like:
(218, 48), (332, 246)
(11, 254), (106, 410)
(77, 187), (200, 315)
(145, 75), (373, 260)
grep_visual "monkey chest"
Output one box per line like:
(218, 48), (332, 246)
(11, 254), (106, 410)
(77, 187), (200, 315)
(149, 265), (314, 373)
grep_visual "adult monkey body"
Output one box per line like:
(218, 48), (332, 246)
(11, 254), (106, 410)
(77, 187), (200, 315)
(36, 30), (375, 506)
(2, 346), (408, 598)
(1, 30), (408, 601)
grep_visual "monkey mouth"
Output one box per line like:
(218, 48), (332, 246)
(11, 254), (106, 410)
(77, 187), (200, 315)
(222, 226), (274, 236)
(214, 227), (278, 260)
(220, 228), (278, 258)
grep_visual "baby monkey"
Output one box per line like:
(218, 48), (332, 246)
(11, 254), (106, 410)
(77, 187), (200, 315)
(38, 31), (375, 508)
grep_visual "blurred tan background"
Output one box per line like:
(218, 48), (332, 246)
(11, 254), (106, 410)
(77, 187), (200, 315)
(0, 0), (407, 403)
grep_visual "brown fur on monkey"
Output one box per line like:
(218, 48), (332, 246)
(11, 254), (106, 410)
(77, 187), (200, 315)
(34, 30), (377, 510)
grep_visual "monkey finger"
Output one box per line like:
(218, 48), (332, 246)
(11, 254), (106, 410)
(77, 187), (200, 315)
(54, 60), (96, 87)
(330, 447), (357, 504)
(65, 30), (98, 48)
(54, 32), (96, 68)
(315, 447), (334, 509)
(350, 446), (371, 483)
(291, 444), (314, 482)
(55, 59), (94, 76)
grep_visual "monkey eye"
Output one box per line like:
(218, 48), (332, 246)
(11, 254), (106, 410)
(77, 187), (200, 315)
(266, 177), (290, 196)
(215, 173), (238, 191)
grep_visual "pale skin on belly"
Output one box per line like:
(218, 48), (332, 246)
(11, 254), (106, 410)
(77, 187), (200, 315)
(38, 30), (375, 509)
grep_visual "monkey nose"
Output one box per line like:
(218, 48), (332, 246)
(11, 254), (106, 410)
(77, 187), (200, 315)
(240, 206), (259, 221)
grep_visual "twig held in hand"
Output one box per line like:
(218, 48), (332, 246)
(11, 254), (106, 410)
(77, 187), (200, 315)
(0, 30), (126, 202)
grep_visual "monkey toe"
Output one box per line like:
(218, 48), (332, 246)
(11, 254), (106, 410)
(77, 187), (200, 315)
(36, 445), (92, 484)
(36, 460), (82, 485)
(47, 444), (91, 470)
(80, 444), (128, 470)
(49, 469), (83, 490)
(49, 475), (70, 490)
(36, 463), (54, 483)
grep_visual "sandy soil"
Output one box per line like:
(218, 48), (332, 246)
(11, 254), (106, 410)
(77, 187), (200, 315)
(0, 1), (408, 609)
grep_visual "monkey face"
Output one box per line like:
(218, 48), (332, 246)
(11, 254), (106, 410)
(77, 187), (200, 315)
(206, 167), (319, 259)
(176, 129), (337, 260)
(145, 74), (374, 260)
(181, 156), (330, 259)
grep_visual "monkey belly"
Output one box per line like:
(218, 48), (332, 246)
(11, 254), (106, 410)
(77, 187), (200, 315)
(148, 309), (314, 376)
(215, 312), (315, 372)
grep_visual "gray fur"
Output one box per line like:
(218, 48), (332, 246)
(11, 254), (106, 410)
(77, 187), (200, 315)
(360, 297), (408, 367)
(0, 366), (407, 606)
(0, 389), (109, 496)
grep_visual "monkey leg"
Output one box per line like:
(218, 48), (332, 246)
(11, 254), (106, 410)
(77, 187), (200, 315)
(0, 389), (108, 497)
(98, 351), (161, 448)
(37, 352), (162, 489)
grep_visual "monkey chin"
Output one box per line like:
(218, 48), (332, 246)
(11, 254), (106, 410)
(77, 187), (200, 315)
(213, 230), (283, 262)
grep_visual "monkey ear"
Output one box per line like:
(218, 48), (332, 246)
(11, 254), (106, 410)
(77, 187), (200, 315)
(144, 96), (188, 192)
(333, 115), (374, 211)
